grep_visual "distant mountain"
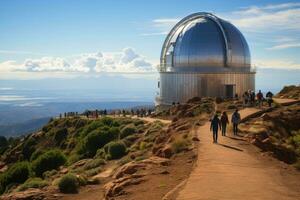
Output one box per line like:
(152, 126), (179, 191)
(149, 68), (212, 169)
(0, 117), (51, 137)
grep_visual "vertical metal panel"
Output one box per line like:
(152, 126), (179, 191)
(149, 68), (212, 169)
(159, 72), (255, 105)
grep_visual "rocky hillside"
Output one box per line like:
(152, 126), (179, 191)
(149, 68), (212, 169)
(0, 98), (215, 200)
(239, 102), (300, 169)
(276, 85), (300, 99)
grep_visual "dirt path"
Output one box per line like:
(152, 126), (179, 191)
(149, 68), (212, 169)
(176, 108), (300, 200)
(273, 98), (300, 105)
(132, 116), (171, 124)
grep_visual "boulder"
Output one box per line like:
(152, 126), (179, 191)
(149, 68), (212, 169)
(104, 175), (145, 198)
(113, 162), (146, 179)
(0, 189), (46, 200)
(175, 124), (191, 132)
(160, 146), (173, 158)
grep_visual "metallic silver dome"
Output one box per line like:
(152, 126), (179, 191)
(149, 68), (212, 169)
(160, 13), (251, 72)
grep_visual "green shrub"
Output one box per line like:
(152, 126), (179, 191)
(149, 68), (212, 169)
(0, 136), (8, 148)
(81, 121), (105, 137)
(77, 175), (88, 186)
(67, 153), (84, 165)
(171, 138), (189, 153)
(112, 120), (120, 127)
(101, 117), (114, 127)
(84, 167), (102, 177)
(43, 169), (58, 179)
(17, 178), (48, 191)
(109, 127), (120, 138)
(42, 123), (53, 133)
(58, 174), (79, 193)
(83, 159), (105, 170)
(139, 142), (147, 150)
(32, 150), (66, 177)
(122, 135), (140, 147)
(0, 162), (31, 194)
(146, 121), (163, 135)
(133, 120), (144, 126)
(0, 136), (8, 154)
(30, 149), (45, 162)
(22, 138), (37, 160)
(53, 128), (68, 145)
(105, 141), (127, 159)
(83, 128), (118, 157)
(120, 126), (137, 139)
(118, 156), (132, 165)
(94, 148), (106, 159)
(289, 134), (300, 148)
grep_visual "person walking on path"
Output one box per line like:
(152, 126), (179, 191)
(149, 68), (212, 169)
(231, 109), (241, 136)
(220, 111), (229, 136)
(242, 91), (249, 107)
(210, 114), (221, 143)
(257, 90), (263, 108)
(266, 91), (274, 107)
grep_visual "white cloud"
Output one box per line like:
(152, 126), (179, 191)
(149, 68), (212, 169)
(0, 48), (156, 75)
(141, 31), (169, 36)
(254, 59), (300, 69)
(94, 48), (155, 73)
(266, 43), (300, 50)
(152, 18), (179, 28)
(223, 4), (300, 51)
(262, 2), (300, 10)
(226, 8), (300, 32)
(142, 18), (180, 36)
(24, 57), (71, 72)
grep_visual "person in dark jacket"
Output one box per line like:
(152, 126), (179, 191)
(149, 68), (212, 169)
(231, 109), (241, 136)
(266, 91), (274, 107)
(210, 114), (221, 143)
(220, 111), (229, 136)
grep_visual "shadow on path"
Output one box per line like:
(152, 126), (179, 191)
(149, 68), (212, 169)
(226, 136), (247, 142)
(217, 143), (244, 152)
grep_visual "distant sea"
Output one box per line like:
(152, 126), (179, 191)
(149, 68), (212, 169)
(0, 87), (155, 136)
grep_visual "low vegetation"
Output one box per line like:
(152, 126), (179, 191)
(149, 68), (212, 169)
(240, 102), (300, 168)
(0, 162), (31, 194)
(0, 97), (214, 198)
(17, 178), (48, 191)
(58, 174), (79, 193)
(171, 138), (190, 153)
(105, 141), (127, 159)
(32, 149), (66, 177)
(0, 116), (168, 195)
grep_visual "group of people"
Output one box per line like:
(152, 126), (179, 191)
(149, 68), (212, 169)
(111, 108), (153, 117)
(210, 109), (241, 143)
(58, 107), (155, 120)
(59, 112), (79, 118)
(210, 89), (275, 143)
(242, 89), (274, 108)
(84, 109), (108, 118)
(133, 108), (154, 117)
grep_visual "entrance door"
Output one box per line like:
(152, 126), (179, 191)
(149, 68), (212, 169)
(225, 85), (235, 98)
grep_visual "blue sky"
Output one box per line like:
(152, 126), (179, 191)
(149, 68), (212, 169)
(0, 0), (300, 79)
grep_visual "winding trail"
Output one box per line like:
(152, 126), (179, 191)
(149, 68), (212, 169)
(176, 107), (300, 200)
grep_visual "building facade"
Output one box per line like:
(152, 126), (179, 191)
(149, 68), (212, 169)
(156, 12), (255, 105)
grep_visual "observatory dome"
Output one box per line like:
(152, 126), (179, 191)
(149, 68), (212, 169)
(161, 13), (251, 72)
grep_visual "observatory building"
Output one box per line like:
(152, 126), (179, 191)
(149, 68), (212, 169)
(156, 13), (255, 105)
